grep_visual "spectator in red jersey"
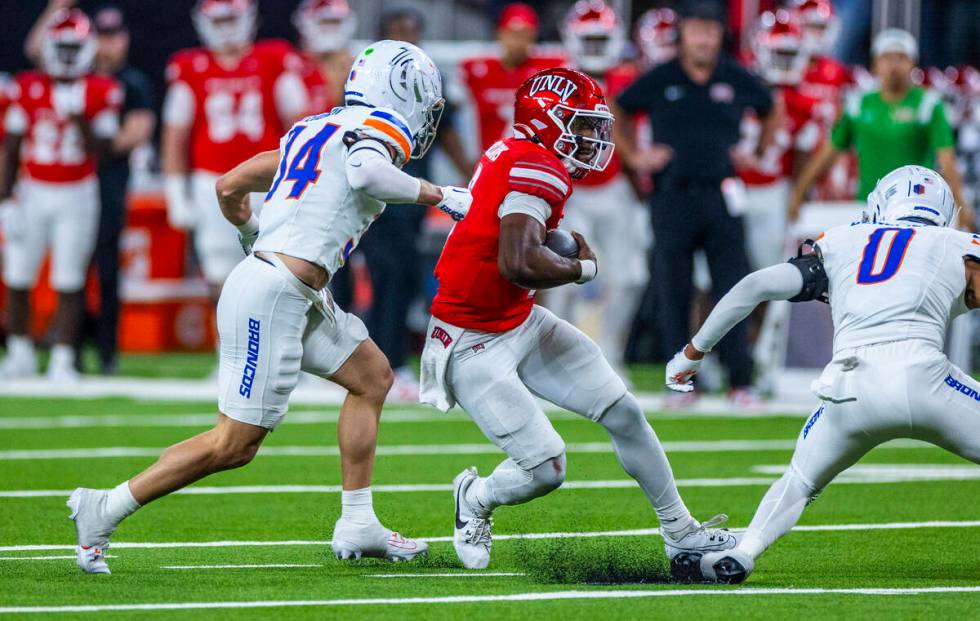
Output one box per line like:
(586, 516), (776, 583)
(546, 0), (648, 382)
(161, 0), (308, 312)
(459, 3), (565, 153)
(1, 9), (121, 381)
(292, 0), (356, 116)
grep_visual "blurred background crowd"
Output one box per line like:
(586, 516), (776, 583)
(0, 0), (977, 406)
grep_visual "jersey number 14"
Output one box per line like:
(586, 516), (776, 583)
(856, 227), (916, 285)
(265, 122), (340, 201)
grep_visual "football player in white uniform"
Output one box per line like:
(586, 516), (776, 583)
(66, 41), (472, 574)
(665, 165), (980, 583)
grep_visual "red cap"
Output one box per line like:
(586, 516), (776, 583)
(498, 2), (538, 31)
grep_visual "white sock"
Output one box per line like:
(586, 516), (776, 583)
(8, 335), (34, 359)
(104, 481), (141, 525)
(340, 487), (378, 525)
(49, 344), (75, 369)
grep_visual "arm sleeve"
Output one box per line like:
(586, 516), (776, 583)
(274, 71), (310, 124)
(614, 70), (654, 114)
(162, 81), (194, 127)
(498, 191), (550, 225)
(830, 95), (858, 150)
(928, 98), (955, 150)
(345, 141), (422, 204)
(691, 263), (804, 353)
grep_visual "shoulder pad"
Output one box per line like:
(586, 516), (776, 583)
(787, 239), (828, 304)
(358, 109), (413, 165)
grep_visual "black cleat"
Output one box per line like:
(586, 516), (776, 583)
(711, 555), (748, 584)
(669, 552), (705, 583)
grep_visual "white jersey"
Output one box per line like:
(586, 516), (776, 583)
(817, 222), (977, 353)
(254, 105), (414, 276)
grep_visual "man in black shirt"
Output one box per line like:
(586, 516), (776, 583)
(613, 0), (776, 402)
(92, 6), (155, 374)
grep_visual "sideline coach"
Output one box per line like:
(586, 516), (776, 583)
(612, 0), (776, 394)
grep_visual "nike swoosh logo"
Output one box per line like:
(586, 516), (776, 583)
(350, 162), (362, 167)
(454, 480), (468, 530)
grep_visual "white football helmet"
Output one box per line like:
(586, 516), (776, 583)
(868, 165), (956, 227)
(344, 40), (444, 160)
(192, 0), (256, 53)
(41, 9), (96, 79)
(561, 1), (625, 75)
(293, 0), (356, 55)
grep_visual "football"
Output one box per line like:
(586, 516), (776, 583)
(544, 229), (579, 258)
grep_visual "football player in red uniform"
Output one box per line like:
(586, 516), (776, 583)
(794, 0), (855, 200)
(162, 0), (308, 297)
(0, 9), (121, 381)
(547, 0), (648, 380)
(292, 0), (356, 116)
(459, 3), (564, 153)
(420, 68), (736, 572)
(635, 7), (678, 69)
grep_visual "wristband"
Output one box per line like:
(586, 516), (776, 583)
(236, 213), (259, 236)
(576, 259), (597, 284)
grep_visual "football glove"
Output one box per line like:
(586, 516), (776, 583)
(236, 214), (260, 255)
(665, 348), (702, 393)
(164, 176), (197, 230)
(437, 186), (472, 221)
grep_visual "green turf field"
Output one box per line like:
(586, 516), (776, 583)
(3, 394), (980, 619)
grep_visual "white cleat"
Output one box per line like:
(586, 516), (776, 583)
(0, 353), (37, 380)
(662, 514), (739, 582)
(67, 488), (116, 574)
(453, 467), (492, 569)
(47, 361), (80, 384)
(330, 518), (427, 561)
(699, 547), (755, 584)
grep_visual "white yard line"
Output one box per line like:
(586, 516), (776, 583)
(0, 376), (816, 414)
(3, 519), (979, 553)
(0, 555), (115, 561)
(7, 461), (978, 499)
(161, 564), (321, 570)
(4, 586), (980, 614)
(7, 439), (934, 461)
(365, 572), (525, 578)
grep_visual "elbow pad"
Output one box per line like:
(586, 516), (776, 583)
(787, 240), (829, 303)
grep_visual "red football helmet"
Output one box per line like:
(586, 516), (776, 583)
(794, 0), (839, 55)
(635, 8), (677, 67)
(561, 0), (625, 75)
(293, 0), (356, 55)
(192, 0), (256, 52)
(752, 10), (810, 86)
(41, 9), (96, 79)
(513, 68), (615, 179)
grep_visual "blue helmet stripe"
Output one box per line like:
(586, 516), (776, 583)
(369, 110), (413, 141)
(914, 205), (941, 216)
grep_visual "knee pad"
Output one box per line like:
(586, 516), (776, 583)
(598, 393), (646, 436)
(530, 453), (566, 493)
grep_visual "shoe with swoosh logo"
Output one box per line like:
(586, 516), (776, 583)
(452, 467), (492, 569)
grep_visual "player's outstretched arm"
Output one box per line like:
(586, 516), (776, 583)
(498, 213), (596, 290)
(344, 139), (471, 219)
(666, 262), (806, 392)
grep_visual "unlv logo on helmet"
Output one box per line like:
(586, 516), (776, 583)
(528, 74), (579, 102)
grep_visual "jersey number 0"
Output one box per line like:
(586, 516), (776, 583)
(856, 227), (916, 285)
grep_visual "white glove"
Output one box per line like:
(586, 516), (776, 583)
(436, 186), (472, 221)
(665, 348), (702, 393)
(51, 80), (86, 118)
(164, 175), (197, 230)
(237, 213), (260, 255)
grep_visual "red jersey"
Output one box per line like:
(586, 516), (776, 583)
(460, 54), (565, 152)
(165, 39), (303, 175)
(738, 85), (822, 186)
(575, 63), (638, 188)
(800, 55), (856, 199)
(299, 51), (335, 116)
(432, 138), (572, 332)
(6, 72), (121, 183)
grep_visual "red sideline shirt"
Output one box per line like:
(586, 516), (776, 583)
(432, 137), (572, 332)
